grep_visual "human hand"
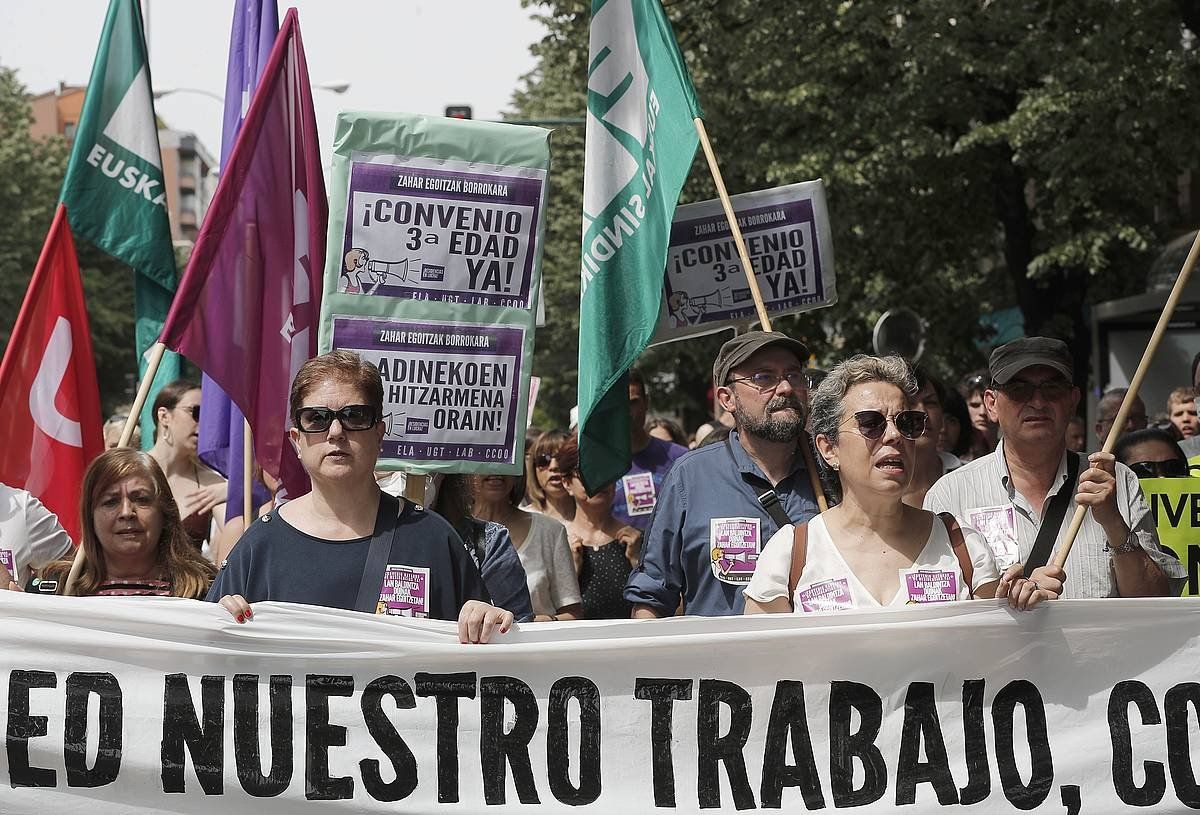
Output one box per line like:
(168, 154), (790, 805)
(219, 594), (254, 623)
(181, 482), (228, 520)
(457, 600), (513, 644)
(997, 563), (1061, 610)
(0, 563), (21, 592)
(1076, 452), (1124, 532)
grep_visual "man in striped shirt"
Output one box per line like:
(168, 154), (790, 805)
(926, 337), (1184, 598)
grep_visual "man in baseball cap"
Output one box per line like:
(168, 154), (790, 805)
(926, 336), (1182, 598)
(626, 331), (821, 617)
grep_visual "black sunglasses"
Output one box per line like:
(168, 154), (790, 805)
(293, 405), (377, 433)
(533, 453), (554, 469)
(846, 409), (927, 441)
(996, 379), (1073, 403)
(178, 405), (200, 421)
(1129, 459), (1190, 479)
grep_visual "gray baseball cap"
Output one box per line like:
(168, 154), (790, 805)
(713, 331), (810, 387)
(988, 337), (1073, 385)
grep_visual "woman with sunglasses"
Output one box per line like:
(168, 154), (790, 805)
(148, 380), (227, 551)
(209, 351), (513, 644)
(525, 430), (575, 524)
(745, 355), (1051, 614)
(1115, 428), (1193, 479)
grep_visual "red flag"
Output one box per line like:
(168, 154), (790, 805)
(0, 204), (104, 541)
(160, 9), (326, 501)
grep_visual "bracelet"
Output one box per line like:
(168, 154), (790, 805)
(1104, 531), (1140, 556)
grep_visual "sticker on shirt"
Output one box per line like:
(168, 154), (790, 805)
(375, 564), (431, 618)
(969, 505), (1020, 569)
(709, 517), (760, 584)
(902, 568), (959, 604)
(0, 548), (13, 578)
(796, 578), (854, 612)
(621, 472), (657, 516)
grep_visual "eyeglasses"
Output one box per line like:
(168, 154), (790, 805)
(293, 405), (377, 433)
(995, 379), (1073, 403)
(844, 410), (928, 441)
(533, 453), (554, 469)
(727, 371), (807, 392)
(177, 405), (200, 421)
(1129, 459), (1190, 479)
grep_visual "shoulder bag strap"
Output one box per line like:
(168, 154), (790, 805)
(353, 493), (405, 614)
(939, 512), (974, 598)
(787, 522), (810, 607)
(1024, 452), (1081, 573)
(726, 436), (797, 529)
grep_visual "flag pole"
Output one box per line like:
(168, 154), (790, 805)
(243, 417), (254, 521)
(116, 341), (167, 448)
(1052, 229), (1200, 570)
(405, 473), (427, 507)
(693, 118), (828, 513)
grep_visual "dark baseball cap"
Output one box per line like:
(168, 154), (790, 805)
(988, 337), (1073, 385)
(713, 331), (810, 386)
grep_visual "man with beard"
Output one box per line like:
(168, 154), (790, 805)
(626, 331), (820, 617)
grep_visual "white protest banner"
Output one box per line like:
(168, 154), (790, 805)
(651, 180), (836, 345)
(3, 593), (1200, 813)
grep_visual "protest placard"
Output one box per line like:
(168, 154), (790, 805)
(651, 180), (836, 345)
(3, 593), (1200, 814)
(318, 112), (549, 473)
(1138, 476), (1200, 595)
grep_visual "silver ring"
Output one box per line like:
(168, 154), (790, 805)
(1030, 579), (1041, 591)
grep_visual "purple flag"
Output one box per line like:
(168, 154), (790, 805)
(197, 0), (279, 520)
(161, 8), (326, 502)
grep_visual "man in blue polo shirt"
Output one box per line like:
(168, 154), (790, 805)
(611, 368), (688, 531)
(626, 331), (820, 617)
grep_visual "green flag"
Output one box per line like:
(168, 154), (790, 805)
(577, 0), (702, 492)
(59, 0), (179, 447)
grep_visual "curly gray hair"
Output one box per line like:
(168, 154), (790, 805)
(809, 355), (918, 443)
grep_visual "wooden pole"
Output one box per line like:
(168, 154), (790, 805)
(67, 340), (169, 595)
(1052, 229), (1200, 570)
(694, 118), (827, 512)
(404, 473), (428, 506)
(242, 417), (253, 521)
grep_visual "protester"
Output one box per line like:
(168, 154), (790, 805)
(24, 449), (215, 598)
(473, 471), (581, 622)
(148, 380), (227, 549)
(1167, 387), (1198, 440)
(208, 351), (512, 643)
(1065, 415), (1087, 453)
(648, 416), (689, 447)
(102, 412), (141, 449)
(1115, 428), (1192, 479)
(940, 387), (973, 461)
(626, 331), (820, 617)
(744, 355), (1051, 613)
(1181, 353), (1200, 461)
(958, 370), (997, 460)
(430, 474), (535, 623)
(926, 337), (1184, 597)
(525, 429), (575, 523)
(611, 368), (688, 531)
(691, 421), (715, 448)
(1094, 387), (1148, 445)
(0, 482), (74, 590)
(903, 367), (960, 508)
(555, 436), (641, 619)
(209, 469), (279, 565)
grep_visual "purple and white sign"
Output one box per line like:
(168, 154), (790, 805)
(375, 564), (430, 617)
(339, 154), (545, 309)
(332, 316), (525, 465)
(797, 578), (854, 613)
(0, 548), (13, 578)
(652, 180), (836, 345)
(709, 517), (761, 585)
(903, 569), (959, 604)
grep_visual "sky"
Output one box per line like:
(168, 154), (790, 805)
(0, 0), (549, 168)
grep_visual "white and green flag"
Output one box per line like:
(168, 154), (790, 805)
(577, 0), (702, 491)
(59, 0), (179, 445)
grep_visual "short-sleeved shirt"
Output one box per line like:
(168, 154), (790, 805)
(514, 512), (581, 617)
(458, 519), (534, 623)
(924, 440), (1185, 598)
(612, 437), (689, 530)
(624, 429), (819, 617)
(0, 484), (73, 585)
(744, 514), (999, 611)
(206, 498), (489, 620)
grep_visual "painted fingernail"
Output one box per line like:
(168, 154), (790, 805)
(236, 613), (244, 623)
(245, 609), (253, 618)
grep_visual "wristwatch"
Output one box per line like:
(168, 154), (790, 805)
(1104, 531), (1140, 556)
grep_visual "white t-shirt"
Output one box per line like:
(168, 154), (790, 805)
(744, 513), (999, 613)
(0, 484), (73, 585)
(516, 512), (582, 616)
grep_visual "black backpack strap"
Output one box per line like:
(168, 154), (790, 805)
(1024, 452), (1081, 573)
(354, 493), (405, 614)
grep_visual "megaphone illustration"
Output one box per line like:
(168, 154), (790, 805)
(691, 287), (733, 310)
(366, 258), (411, 283)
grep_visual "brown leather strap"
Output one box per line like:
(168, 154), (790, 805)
(939, 512), (974, 598)
(787, 522), (810, 609)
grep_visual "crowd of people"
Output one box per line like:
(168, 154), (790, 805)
(1, 331), (1194, 641)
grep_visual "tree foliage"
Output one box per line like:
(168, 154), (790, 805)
(513, 0), (1200, 430)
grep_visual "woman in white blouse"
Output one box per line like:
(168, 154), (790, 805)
(744, 355), (1055, 614)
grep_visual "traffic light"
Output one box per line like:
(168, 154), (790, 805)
(444, 105), (473, 120)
